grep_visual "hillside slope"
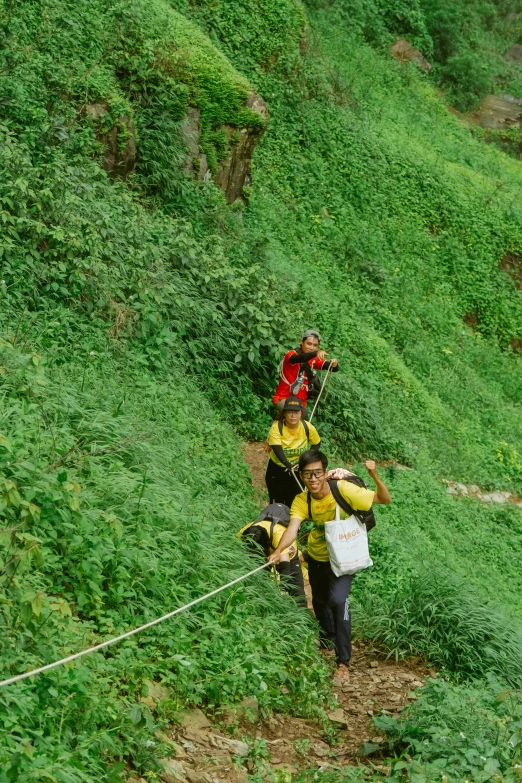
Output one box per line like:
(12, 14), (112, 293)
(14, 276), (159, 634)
(1, 0), (522, 780)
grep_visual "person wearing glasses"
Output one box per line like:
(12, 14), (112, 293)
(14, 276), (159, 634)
(267, 450), (391, 680)
(266, 395), (321, 508)
(273, 329), (339, 413)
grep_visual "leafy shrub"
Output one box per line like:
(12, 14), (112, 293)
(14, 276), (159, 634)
(439, 49), (499, 111)
(3, 0), (522, 779)
(302, 677), (522, 783)
(375, 675), (522, 783)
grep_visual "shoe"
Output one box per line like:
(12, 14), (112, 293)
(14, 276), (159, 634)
(334, 662), (350, 681)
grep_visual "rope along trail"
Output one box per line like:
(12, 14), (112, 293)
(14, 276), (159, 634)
(0, 563), (270, 688)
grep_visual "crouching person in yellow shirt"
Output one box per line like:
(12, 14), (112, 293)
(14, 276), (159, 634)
(239, 503), (305, 603)
(268, 450), (391, 679)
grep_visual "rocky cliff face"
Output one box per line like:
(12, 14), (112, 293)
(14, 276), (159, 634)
(182, 92), (269, 203)
(85, 103), (136, 180)
(473, 93), (522, 130)
(87, 93), (268, 203)
(391, 38), (432, 72)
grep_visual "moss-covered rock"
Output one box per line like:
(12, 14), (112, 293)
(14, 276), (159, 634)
(113, 0), (268, 191)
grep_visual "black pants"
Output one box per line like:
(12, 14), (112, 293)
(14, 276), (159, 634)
(265, 459), (302, 509)
(277, 554), (306, 603)
(308, 556), (353, 665)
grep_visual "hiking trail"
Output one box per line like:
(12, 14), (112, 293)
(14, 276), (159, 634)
(126, 443), (429, 782)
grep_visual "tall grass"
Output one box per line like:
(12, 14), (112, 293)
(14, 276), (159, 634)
(354, 568), (522, 686)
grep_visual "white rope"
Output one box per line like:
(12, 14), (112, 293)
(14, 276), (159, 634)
(0, 563), (270, 688)
(308, 363), (333, 424)
(289, 465), (304, 492)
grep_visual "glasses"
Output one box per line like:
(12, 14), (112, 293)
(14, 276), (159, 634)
(301, 469), (325, 480)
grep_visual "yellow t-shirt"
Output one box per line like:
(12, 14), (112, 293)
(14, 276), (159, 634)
(290, 480), (375, 562)
(268, 420), (320, 467)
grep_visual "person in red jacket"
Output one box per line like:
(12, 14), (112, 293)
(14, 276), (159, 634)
(273, 329), (339, 412)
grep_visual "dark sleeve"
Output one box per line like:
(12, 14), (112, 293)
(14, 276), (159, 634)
(322, 360), (339, 372)
(271, 445), (293, 470)
(289, 349), (318, 365)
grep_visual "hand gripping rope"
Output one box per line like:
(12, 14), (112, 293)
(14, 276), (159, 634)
(288, 362), (333, 492)
(0, 563), (270, 688)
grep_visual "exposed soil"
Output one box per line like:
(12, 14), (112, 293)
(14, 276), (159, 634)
(255, 644), (427, 777)
(137, 647), (427, 783)
(241, 435), (522, 510)
(241, 441), (269, 502)
(233, 443), (428, 777)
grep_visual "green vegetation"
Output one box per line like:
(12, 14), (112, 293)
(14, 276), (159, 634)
(0, 342), (330, 779)
(2, 0), (522, 779)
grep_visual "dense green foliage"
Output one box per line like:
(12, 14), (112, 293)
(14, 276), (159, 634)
(304, 0), (521, 110)
(2, 0), (522, 779)
(376, 676), (522, 783)
(0, 342), (330, 780)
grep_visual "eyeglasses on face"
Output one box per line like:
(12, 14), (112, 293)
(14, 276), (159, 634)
(301, 469), (325, 480)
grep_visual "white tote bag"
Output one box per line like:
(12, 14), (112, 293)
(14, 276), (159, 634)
(325, 503), (373, 577)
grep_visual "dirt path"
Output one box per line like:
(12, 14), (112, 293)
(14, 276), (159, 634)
(241, 439), (522, 509)
(143, 649), (427, 783)
(241, 441), (269, 504)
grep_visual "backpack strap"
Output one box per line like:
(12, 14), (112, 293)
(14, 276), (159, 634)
(329, 478), (377, 532)
(269, 518), (278, 548)
(306, 482), (354, 521)
(305, 479), (376, 532)
(328, 480), (356, 517)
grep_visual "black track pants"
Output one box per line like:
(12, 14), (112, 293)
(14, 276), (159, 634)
(307, 556), (353, 665)
(277, 554), (306, 603)
(265, 459), (301, 509)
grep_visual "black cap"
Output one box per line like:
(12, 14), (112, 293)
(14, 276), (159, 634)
(283, 395), (305, 412)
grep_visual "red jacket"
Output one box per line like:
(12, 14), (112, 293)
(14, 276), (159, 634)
(273, 349), (329, 405)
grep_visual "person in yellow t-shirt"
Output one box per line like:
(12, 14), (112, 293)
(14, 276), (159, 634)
(265, 396), (321, 508)
(268, 449), (391, 681)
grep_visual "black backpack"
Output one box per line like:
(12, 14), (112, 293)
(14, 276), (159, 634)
(241, 503), (291, 556)
(307, 475), (376, 532)
(299, 354), (322, 399)
(285, 347), (322, 399)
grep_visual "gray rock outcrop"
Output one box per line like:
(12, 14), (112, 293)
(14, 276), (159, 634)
(474, 93), (522, 130)
(85, 103), (136, 179)
(181, 91), (269, 203)
(391, 38), (432, 72)
(504, 44), (522, 63)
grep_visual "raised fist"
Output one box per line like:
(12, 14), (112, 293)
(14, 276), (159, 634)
(365, 459), (377, 474)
